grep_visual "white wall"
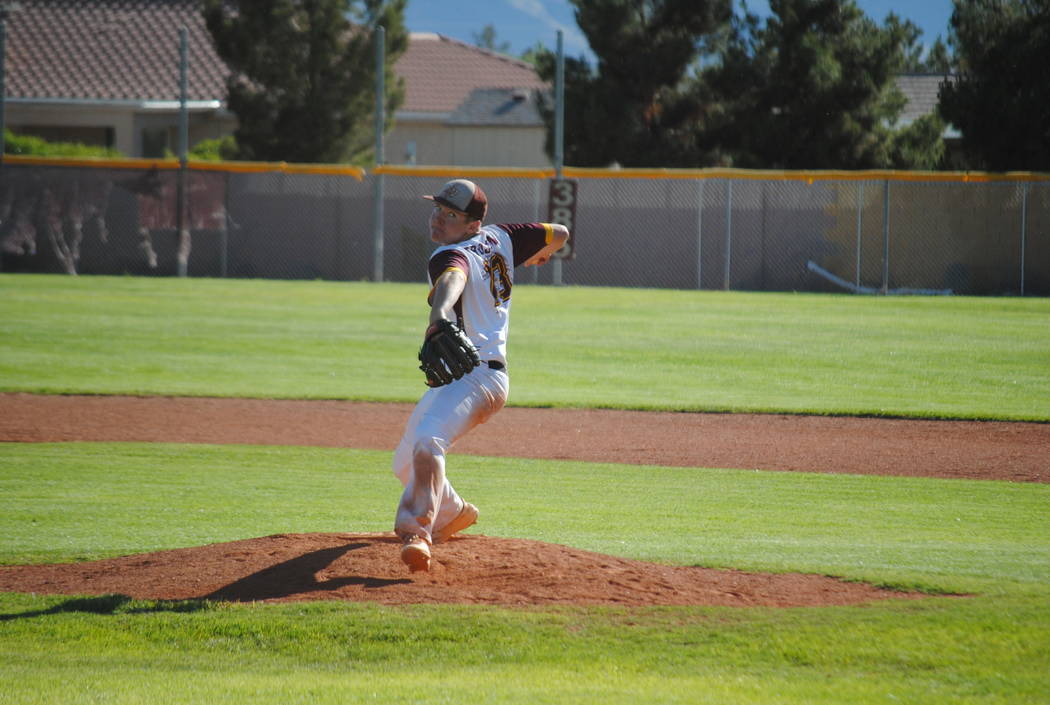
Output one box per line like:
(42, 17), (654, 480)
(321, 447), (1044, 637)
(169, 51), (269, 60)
(387, 119), (550, 167)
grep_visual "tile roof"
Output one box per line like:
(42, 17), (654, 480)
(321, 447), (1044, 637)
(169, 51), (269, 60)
(397, 33), (548, 114)
(895, 73), (953, 125)
(4, 0), (228, 102)
(447, 88), (543, 127)
(893, 73), (960, 138)
(4, 3), (547, 116)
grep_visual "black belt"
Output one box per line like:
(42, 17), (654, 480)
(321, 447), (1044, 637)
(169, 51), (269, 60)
(486, 360), (505, 371)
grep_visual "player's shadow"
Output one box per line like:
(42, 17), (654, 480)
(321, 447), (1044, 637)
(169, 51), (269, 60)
(0, 594), (213, 622)
(206, 542), (410, 602)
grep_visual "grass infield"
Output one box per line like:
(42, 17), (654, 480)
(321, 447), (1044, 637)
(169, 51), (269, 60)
(1, 274), (1048, 704)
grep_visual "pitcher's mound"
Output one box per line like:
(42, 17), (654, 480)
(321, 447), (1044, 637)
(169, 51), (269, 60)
(0, 533), (926, 608)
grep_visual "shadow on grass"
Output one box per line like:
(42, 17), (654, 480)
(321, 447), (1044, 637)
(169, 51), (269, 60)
(0, 594), (215, 621)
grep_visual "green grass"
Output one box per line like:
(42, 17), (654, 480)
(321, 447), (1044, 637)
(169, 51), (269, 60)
(1, 274), (1048, 704)
(2, 274), (1048, 419)
(1, 596), (1046, 705)
(1, 441), (1048, 704)
(3, 443), (1046, 593)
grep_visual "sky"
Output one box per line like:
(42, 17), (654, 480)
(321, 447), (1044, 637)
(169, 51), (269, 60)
(403, 0), (955, 62)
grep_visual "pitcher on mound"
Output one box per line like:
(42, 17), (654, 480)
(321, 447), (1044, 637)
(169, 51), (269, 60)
(392, 178), (569, 572)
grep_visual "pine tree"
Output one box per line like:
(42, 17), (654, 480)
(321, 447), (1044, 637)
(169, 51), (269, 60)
(472, 25), (511, 54)
(703, 0), (944, 169)
(938, 0), (1050, 170)
(203, 0), (408, 164)
(533, 0), (732, 167)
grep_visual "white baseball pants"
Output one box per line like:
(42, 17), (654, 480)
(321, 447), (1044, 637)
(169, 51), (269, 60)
(392, 365), (508, 541)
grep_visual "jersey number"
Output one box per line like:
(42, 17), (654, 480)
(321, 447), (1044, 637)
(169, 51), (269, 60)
(484, 254), (512, 307)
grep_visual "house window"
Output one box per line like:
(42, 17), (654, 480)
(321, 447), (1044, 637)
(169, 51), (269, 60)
(141, 127), (173, 158)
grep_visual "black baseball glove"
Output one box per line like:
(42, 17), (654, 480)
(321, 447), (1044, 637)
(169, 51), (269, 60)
(418, 319), (480, 387)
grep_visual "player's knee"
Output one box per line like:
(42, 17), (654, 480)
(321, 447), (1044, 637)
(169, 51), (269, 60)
(412, 436), (445, 466)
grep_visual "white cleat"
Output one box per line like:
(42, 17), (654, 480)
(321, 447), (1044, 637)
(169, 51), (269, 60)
(432, 502), (479, 544)
(400, 535), (432, 572)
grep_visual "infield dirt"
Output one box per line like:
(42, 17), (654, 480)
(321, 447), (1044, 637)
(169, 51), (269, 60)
(2, 393), (1042, 607)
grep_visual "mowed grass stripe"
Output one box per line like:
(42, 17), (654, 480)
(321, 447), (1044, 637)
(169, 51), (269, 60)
(1, 274), (1047, 419)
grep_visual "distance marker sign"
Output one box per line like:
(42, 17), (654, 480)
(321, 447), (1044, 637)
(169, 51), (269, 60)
(547, 179), (577, 260)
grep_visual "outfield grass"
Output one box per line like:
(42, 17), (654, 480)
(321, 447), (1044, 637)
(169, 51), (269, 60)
(2, 274), (1048, 420)
(1, 274), (1048, 704)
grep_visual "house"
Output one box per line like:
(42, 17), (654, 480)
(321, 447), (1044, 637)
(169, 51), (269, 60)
(389, 33), (550, 167)
(894, 73), (963, 168)
(3, 1), (551, 166)
(3, 0), (234, 157)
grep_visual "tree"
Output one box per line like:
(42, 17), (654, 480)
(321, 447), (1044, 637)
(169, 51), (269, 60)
(473, 24), (511, 54)
(921, 37), (955, 73)
(519, 41), (547, 67)
(890, 14), (955, 73)
(532, 0), (733, 167)
(203, 0), (408, 164)
(938, 0), (1050, 170)
(702, 0), (944, 169)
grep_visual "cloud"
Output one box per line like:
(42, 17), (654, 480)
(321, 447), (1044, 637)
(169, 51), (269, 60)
(506, 0), (590, 56)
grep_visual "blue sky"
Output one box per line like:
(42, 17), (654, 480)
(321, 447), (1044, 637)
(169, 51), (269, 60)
(404, 0), (954, 62)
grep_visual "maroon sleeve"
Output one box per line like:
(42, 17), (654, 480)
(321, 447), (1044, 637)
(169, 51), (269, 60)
(428, 249), (470, 284)
(500, 223), (552, 267)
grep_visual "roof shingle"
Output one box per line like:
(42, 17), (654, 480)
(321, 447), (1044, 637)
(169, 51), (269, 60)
(5, 0), (228, 102)
(4, 4), (548, 116)
(397, 33), (547, 114)
(895, 73), (953, 125)
(447, 88), (543, 126)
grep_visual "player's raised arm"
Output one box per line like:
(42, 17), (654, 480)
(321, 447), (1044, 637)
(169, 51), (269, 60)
(522, 223), (569, 268)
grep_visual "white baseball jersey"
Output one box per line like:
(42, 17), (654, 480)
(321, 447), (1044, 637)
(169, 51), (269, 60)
(427, 222), (554, 367)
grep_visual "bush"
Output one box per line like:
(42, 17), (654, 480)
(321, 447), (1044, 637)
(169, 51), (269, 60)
(3, 130), (124, 158)
(188, 135), (238, 161)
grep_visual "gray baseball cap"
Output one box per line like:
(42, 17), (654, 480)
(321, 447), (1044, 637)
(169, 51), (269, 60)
(423, 179), (488, 221)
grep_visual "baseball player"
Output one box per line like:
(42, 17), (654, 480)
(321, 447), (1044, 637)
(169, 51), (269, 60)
(393, 178), (569, 572)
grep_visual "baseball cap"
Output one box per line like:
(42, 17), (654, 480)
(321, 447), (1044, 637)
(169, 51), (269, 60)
(422, 179), (488, 221)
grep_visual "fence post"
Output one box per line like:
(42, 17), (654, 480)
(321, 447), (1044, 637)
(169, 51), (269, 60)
(724, 179), (733, 291)
(175, 27), (190, 278)
(855, 182), (865, 288)
(371, 25), (385, 283)
(551, 30), (565, 286)
(1020, 181), (1029, 296)
(696, 179), (704, 290)
(528, 178), (540, 284)
(221, 173), (229, 278)
(0, 7), (7, 169)
(881, 179), (890, 294)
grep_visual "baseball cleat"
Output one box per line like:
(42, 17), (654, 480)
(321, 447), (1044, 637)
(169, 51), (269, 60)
(432, 502), (479, 544)
(400, 535), (432, 572)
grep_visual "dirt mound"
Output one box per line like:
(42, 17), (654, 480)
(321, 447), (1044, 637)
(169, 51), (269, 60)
(0, 533), (926, 608)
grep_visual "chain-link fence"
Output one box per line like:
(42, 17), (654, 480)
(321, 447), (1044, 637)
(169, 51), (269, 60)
(2, 158), (1047, 296)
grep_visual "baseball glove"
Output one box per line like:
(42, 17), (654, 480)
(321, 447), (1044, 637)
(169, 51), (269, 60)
(418, 319), (480, 387)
